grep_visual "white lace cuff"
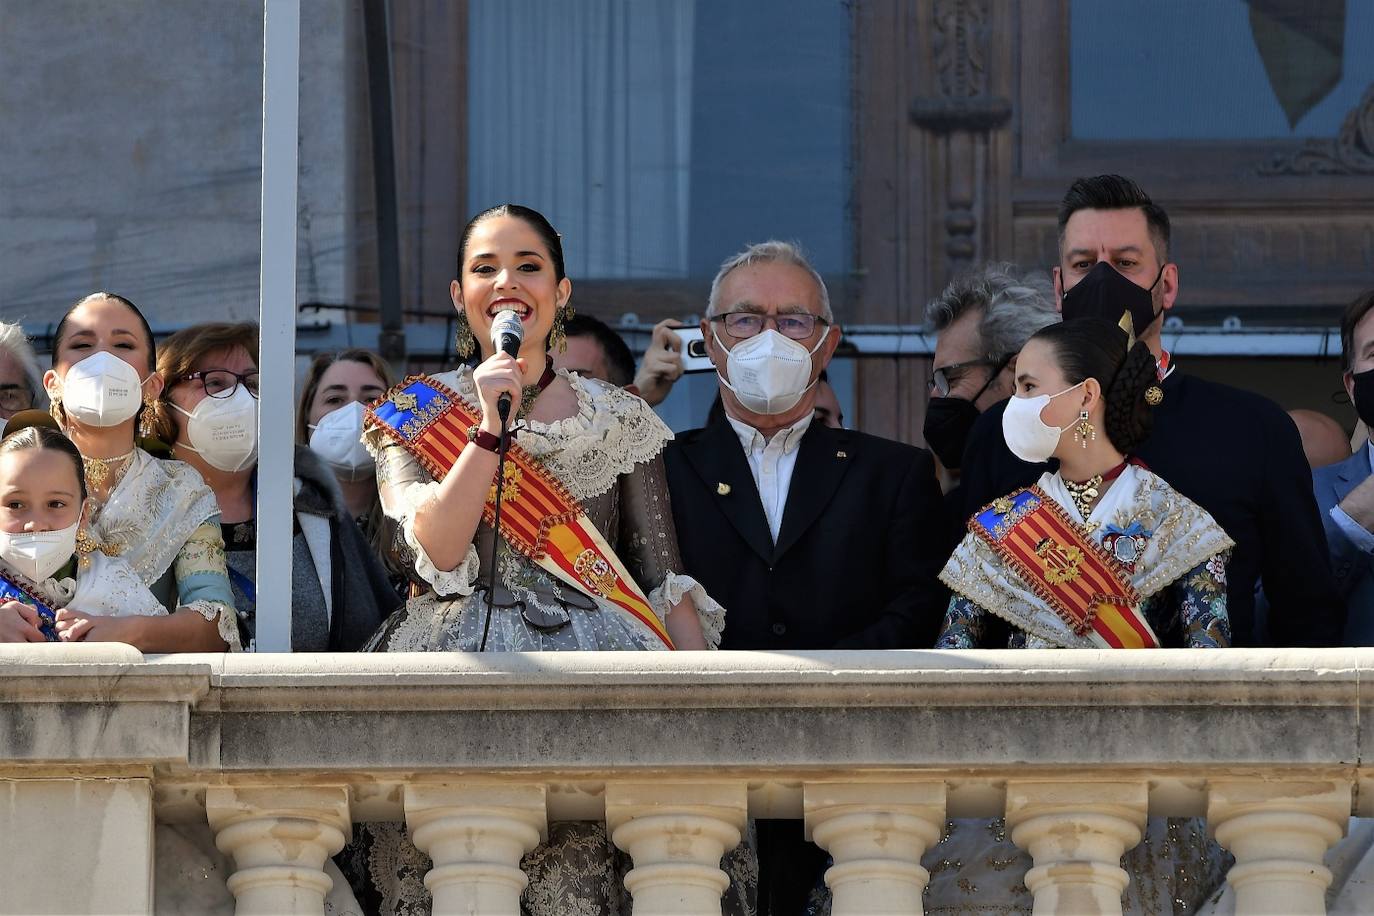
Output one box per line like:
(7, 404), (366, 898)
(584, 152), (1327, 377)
(185, 599), (242, 652)
(649, 572), (726, 650)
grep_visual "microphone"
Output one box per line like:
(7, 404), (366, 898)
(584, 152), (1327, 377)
(490, 309), (524, 421)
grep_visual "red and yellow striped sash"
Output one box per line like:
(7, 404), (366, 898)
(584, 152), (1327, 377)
(971, 487), (1158, 649)
(366, 375), (673, 648)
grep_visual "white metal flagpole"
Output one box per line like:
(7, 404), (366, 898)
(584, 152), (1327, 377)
(254, 0), (301, 652)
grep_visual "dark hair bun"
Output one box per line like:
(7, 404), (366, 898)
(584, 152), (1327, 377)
(1103, 341), (1158, 454)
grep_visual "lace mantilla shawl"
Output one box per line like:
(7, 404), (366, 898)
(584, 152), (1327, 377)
(939, 468), (1235, 648)
(364, 366), (673, 503)
(88, 449), (221, 586)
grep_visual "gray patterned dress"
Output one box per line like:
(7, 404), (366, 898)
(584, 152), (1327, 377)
(337, 367), (754, 916)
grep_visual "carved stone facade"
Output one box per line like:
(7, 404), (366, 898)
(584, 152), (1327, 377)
(852, 0), (1374, 444)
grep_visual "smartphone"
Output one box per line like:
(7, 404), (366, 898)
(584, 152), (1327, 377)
(677, 327), (715, 373)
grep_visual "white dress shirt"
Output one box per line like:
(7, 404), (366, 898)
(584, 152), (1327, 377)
(727, 412), (814, 543)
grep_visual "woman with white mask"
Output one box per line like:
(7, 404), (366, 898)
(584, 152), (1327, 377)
(152, 323), (398, 652)
(925, 317), (1235, 914)
(295, 348), (406, 596)
(40, 292), (236, 651)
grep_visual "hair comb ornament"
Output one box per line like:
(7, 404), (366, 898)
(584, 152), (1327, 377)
(1145, 386), (1164, 406)
(1118, 310), (1137, 346)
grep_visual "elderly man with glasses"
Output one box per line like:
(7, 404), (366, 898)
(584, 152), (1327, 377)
(662, 240), (951, 916)
(0, 321), (46, 421)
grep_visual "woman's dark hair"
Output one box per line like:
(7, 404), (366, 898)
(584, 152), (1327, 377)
(457, 204), (566, 282)
(52, 292), (157, 372)
(0, 425), (88, 502)
(1029, 318), (1159, 454)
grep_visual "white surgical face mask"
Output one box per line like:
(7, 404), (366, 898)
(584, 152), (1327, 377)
(308, 401), (375, 482)
(1001, 381), (1085, 463)
(0, 520), (80, 583)
(173, 385), (259, 472)
(58, 351), (148, 428)
(715, 326), (830, 416)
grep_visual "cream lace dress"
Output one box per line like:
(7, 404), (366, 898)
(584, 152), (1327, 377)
(338, 367), (754, 916)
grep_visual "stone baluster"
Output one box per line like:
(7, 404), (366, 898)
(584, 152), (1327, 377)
(206, 786), (351, 916)
(1208, 778), (1350, 916)
(1005, 780), (1148, 916)
(803, 782), (946, 916)
(403, 784), (547, 916)
(606, 782), (747, 916)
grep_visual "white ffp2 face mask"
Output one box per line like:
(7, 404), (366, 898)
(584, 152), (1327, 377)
(0, 520), (80, 583)
(173, 385), (259, 472)
(308, 401), (375, 481)
(715, 326), (829, 416)
(58, 351), (148, 428)
(1001, 381), (1085, 463)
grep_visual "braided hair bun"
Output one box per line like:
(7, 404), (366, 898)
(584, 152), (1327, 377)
(1027, 317), (1160, 455)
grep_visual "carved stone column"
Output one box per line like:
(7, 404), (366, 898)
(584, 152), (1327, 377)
(403, 784), (547, 916)
(1005, 780), (1149, 916)
(804, 782), (947, 916)
(606, 782), (747, 916)
(1208, 778), (1350, 916)
(206, 786), (351, 916)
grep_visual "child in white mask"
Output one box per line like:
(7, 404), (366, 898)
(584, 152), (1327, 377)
(0, 422), (167, 644)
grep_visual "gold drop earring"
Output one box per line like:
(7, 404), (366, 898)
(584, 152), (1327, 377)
(1073, 410), (1096, 448)
(454, 312), (476, 360)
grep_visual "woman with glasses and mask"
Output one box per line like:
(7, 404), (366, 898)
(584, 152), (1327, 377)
(296, 348), (407, 597)
(40, 292), (238, 650)
(151, 322), (398, 652)
(338, 204), (743, 916)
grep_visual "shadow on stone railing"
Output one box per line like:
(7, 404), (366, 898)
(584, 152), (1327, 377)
(0, 645), (1369, 915)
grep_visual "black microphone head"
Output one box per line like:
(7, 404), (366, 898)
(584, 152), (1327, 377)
(490, 309), (525, 357)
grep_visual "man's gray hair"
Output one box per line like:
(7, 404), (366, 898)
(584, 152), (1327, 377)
(0, 321), (45, 408)
(925, 262), (1059, 362)
(707, 240), (833, 321)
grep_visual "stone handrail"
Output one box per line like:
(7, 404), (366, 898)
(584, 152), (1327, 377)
(0, 644), (1369, 914)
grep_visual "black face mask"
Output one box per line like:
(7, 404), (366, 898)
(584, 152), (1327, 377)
(923, 358), (1010, 470)
(924, 397), (980, 469)
(1061, 261), (1165, 337)
(1352, 367), (1374, 429)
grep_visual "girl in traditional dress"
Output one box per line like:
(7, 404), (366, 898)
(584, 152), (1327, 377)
(0, 424), (170, 643)
(41, 292), (237, 651)
(922, 317), (1234, 915)
(338, 204), (752, 915)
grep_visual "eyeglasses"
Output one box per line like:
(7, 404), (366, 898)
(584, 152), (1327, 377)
(0, 384), (33, 413)
(709, 311), (829, 341)
(931, 355), (1013, 397)
(180, 369), (260, 399)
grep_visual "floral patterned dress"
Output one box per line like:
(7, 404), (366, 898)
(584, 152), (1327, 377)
(336, 367), (755, 916)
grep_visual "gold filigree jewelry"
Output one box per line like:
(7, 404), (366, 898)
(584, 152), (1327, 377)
(49, 397), (64, 426)
(1145, 385), (1164, 406)
(1062, 474), (1103, 520)
(548, 302), (573, 354)
(1072, 411), (1096, 448)
(82, 449), (136, 491)
(454, 313), (476, 359)
(137, 395), (156, 439)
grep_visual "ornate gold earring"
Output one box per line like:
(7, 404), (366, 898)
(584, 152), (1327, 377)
(1073, 410), (1096, 448)
(49, 396), (64, 427)
(454, 312), (476, 360)
(138, 396), (157, 440)
(549, 302), (573, 354)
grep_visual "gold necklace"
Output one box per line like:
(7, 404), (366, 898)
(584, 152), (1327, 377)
(1062, 474), (1103, 520)
(83, 449), (137, 490)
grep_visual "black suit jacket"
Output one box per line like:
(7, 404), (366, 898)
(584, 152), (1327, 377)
(664, 416), (950, 649)
(958, 371), (1346, 647)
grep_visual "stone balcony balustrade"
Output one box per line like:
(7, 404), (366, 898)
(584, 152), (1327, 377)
(0, 644), (1369, 915)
